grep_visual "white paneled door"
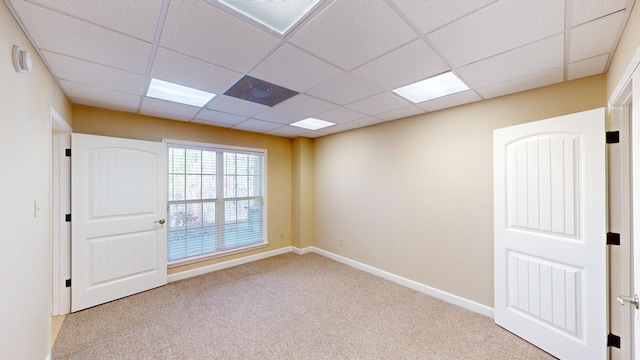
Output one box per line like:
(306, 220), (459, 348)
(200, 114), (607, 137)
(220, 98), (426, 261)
(494, 108), (606, 359)
(71, 133), (167, 312)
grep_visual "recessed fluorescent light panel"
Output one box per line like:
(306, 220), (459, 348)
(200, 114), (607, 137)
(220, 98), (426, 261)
(290, 118), (335, 131)
(217, 0), (322, 35)
(146, 78), (216, 107)
(393, 71), (469, 104)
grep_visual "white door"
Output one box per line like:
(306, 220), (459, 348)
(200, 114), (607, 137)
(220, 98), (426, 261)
(494, 108), (606, 359)
(632, 70), (640, 359)
(71, 133), (167, 312)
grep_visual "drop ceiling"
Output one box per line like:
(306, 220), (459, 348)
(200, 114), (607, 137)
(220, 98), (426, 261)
(5, 0), (635, 138)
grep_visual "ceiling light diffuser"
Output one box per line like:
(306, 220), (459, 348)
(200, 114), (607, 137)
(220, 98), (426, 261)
(146, 78), (216, 107)
(393, 71), (469, 104)
(218, 0), (321, 35)
(290, 118), (335, 131)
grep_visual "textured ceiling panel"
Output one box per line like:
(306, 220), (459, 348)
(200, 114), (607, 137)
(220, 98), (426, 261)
(568, 54), (609, 81)
(393, 0), (496, 34)
(140, 97), (201, 121)
(307, 73), (383, 105)
(11, 1), (151, 74)
(417, 90), (482, 112)
(249, 43), (342, 92)
(160, 0), (280, 72)
(290, 0), (417, 70)
(27, 0), (163, 42)
(569, 11), (626, 62)
(206, 95), (270, 117)
(475, 67), (564, 99)
(60, 80), (141, 112)
(275, 94), (336, 117)
(151, 47), (242, 95)
(42, 50), (146, 96)
(315, 107), (366, 124)
(352, 40), (449, 90)
(571, 0), (628, 26)
(428, 0), (564, 67)
(346, 93), (411, 116)
(457, 34), (564, 88)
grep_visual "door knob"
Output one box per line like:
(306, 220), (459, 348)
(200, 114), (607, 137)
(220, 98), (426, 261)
(617, 294), (639, 309)
(154, 219), (165, 225)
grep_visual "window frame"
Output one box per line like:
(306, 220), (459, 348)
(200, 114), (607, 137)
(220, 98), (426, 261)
(163, 139), (268, 267)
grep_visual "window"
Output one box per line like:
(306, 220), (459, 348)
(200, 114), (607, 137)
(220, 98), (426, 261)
(166, 141), (266, 264)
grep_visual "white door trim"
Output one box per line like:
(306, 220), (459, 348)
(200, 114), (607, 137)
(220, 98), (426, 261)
(50, 107), (71, 316)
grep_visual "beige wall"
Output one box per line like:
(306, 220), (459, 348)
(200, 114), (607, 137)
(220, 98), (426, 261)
(71, 106), (293, 275)
(313, 75), (606, 308)
(607, 2), (640, 99)
(292, 137), (315, 249)
(0, 2), (72, 359)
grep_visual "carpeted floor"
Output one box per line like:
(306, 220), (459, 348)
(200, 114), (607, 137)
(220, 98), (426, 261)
(52, 253), (555, 359)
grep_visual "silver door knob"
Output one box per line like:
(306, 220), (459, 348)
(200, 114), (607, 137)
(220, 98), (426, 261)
(617, 294), (639, 309)
(154, 219), (165, 225)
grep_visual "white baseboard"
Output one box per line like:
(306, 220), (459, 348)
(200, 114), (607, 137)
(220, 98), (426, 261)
(305, 247), (495, 318)
(167, 244), (494, 318)
(167, 246), (293, 283)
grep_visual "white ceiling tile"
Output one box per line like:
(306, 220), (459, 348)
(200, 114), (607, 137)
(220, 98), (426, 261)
(253, 108), (305, 124)
(274, 94), (336, 116)
(206, 95), (270, 117)
(233, 119), (283, 132)
(27, 0), (163, 42)
(194, 109), (248, 126)
(393, 0), (496, 34)
(60, 80), (141, 112)
(571, 0), (627, 26)
(326, 117), (385, 133)
(301, 130), (331, 138)
(307, 73), (383, 105)
(11, 1), (152, 74)
(427, 0), (564, 67)
(289, 0), (417, 70)
(315, 107), (366, 124)
(151, 47), (242, 95)
(376, 106), (425, 121)
(346, 93), (411, 116)
(249, 43), (342, 92)
(191, 119), (234, 128)
(417, 90), (482, 112)
(160, 0), (280, 73)
(457, 34), (564, 88)
(140, 97), (201, 121)
(42, 50), (145, 95)
(267, 126), (314, 138)
(475, 67), (564, 99)
(352, 40), (449, 90)
(568, 54), (609, 81)
(569, 11), (626, 62)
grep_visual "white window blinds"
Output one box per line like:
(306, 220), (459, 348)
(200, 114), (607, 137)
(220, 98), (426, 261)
(166, 142), (266, 264)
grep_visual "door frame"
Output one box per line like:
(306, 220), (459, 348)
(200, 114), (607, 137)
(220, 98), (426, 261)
(50, 107), (71, 316)
(608, 47), (640, 360)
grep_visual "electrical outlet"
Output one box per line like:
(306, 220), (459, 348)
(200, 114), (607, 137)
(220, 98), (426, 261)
(339, 238), (344, 247)
(280, 231), (285, 239)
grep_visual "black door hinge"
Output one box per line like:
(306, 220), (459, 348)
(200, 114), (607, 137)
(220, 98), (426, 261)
(65, 279), (71, 288)
(606, 131), (620, 144)
(607, 232), (621, 246)
(65, 214), (71, 222)
(65, 148), (71, 157)
(608, 333), (621, 348)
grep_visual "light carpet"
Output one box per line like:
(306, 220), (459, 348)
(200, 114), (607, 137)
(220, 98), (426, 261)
(52, 253), (555, 359)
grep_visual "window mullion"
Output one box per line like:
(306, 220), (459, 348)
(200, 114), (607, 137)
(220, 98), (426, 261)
(216, 151), (225, 250)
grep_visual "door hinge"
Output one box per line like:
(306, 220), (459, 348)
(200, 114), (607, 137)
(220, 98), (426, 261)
(606, 131), (620, 144)
(65, 214), (71, 222)
(65, 148), (71, 157)
(65, 279), (71, 288)
(607, 232), (620, 246)
(608, 333), (621, 348)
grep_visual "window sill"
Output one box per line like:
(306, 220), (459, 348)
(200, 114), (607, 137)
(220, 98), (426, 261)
(167, 241), (268, 269)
